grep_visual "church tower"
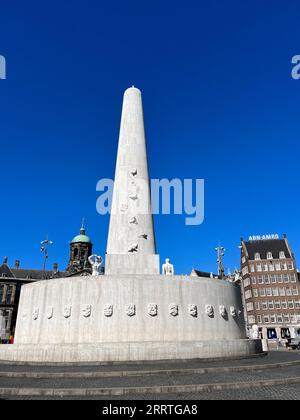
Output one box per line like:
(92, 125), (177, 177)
(66, 224), (93, 275)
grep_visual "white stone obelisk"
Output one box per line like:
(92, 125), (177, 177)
(105, 86), (160, 275)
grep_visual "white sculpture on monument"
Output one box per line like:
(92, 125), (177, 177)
(162, 258), (174, 276)
(252, 324), (260, 339)
(88, 254), (103, 276)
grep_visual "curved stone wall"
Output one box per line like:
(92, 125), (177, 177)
(14, 275), (247, 345)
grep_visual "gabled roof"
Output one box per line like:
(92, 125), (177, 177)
(243, 239), (291, 260)
(0, 263), (15, 279)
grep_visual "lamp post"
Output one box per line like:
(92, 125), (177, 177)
(40, 237), (54, 279)
(215, 245), (225, 279)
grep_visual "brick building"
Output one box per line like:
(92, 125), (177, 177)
(240, 234), (300, 341)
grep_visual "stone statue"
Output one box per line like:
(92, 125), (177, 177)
(219, 305), (227, 318)
(88, 254), (103, 276)
(162, 258), (174, 276)
(252, 324), (260, 339)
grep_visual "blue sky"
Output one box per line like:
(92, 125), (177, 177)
(0, 0), (300, 274)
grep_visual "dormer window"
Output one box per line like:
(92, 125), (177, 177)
(267, 252), (273, 260)
(279, 251), (286, 259)
(255, 253), (261, 261)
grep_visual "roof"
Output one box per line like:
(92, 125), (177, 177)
(71, 225), (92, 244)
(0, 263), (66, 281)
(243, 239), (291, 260)
(191, 269), (219, 278)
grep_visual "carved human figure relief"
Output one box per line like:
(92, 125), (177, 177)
(169, 304), (178, 316)
(148, 303), (158, 317)
(128, 243), (138, 253)
(230, 306), (237, 317)
(129, 192), (138, 200)
(139, 233), (148, 240)
(219, 305), (227, 318)
(32, 308), (39, 321)
(120, 203), (128, 214)
(88, 255), (103, 276)
(125, 304), (136, 317)
(205, 305), (214, 317)
(104, 304), (113, 317)
(82, 304), (92, 318)
(47, 306), (54, 320)
(129, 216), (138, 225)
(63, 306), (71, 319)
(130, 168), (138, 177)
(188, 304), (198, 317)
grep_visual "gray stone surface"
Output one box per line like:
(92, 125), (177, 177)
(105, 87), (159, 275)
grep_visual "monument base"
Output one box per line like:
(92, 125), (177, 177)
(0, 339), (263, 364)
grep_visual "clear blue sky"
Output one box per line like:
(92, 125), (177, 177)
(0, 0), (300, 274)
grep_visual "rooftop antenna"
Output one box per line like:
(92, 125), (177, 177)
(40, 235), (54, 279)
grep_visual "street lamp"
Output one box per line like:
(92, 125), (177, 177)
(40, 237), (54, 279)
(215, 245), (226, 279)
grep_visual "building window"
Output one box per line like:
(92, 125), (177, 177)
(281, 301), (287, 309)
(286, 287), (292, 296)
(264, 275), (270, 284)
(270, 274), (276, 284)
(292, 287), (299, 296)
(250, 264), (255, 273)
(260, 288), (266, 297)
(279, 287), (285, 297)
(261, 301), (268, 310)
(288, 262), (294, 270)
(267, 252), (273, 260)
(275, 262), (281, 271)
(256, 263), (262, 272)
(253, 289), (258, 298)
(248, 315), (255, 324)
(268, 301), (274, 310)
(263, 263), (268, 272)
(266, 288), (272, 297)
(246, 302), (254, 312)
(255, 301), (260, 310)
(272, 288), (279, 297)
(281, 262), (287, 270)
(6, 286), (13, 304)
(243, 278), (250, 288)
(290, 315), (297, 324)
(257, 315), (262, 324)
(277, 314), (283, 323)
(255, 253), (261, 261)
(283, 314), (290, 323)
(258, 275), (264, 285)
(263, 315), (270, 324)
(245, 290), (252, 300)
(279, 251), (286, 259)
(269, 263), (275, 271)
(270, 315), (276, 324)
(242, 266), (249, 276)
(275, 301), (281, 309)
(288, 301), (294, 309)
(0, 285), (4, 303)
(294, 300), (300, 309)
(283, 274), (289, 283)
(277, 274), (283, 284)
(281, 327), (290, 338)
(251, 276), (257, 285)
(290, 274), (296, 283)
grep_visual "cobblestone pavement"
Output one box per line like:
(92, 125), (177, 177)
(0, 350), (298, 372)
(0, 350), (299, 400)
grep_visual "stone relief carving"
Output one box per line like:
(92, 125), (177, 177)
(104, 304), (113, 317)
(128, 243), (138, 253)
(125, 304), (136, 317)
(32, 308), (39, 321)
(169, 304), (178, 316)
(120, 203), (128, 214)
(219, 305), (227, 318)
(130, 168), (138, 177)
(47, 306), (54, 320)
(188, 304), (198, 317)
(205, 304), (214, 317)
(129, 216), (138, 225)
(148, 303), (158, 317)
(139, 233), (148, 240)
(63, 306), (72, 319)
(230, 306), (237, 317)
(129, 193), (138, 200)
(82, 304), (92, 318)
